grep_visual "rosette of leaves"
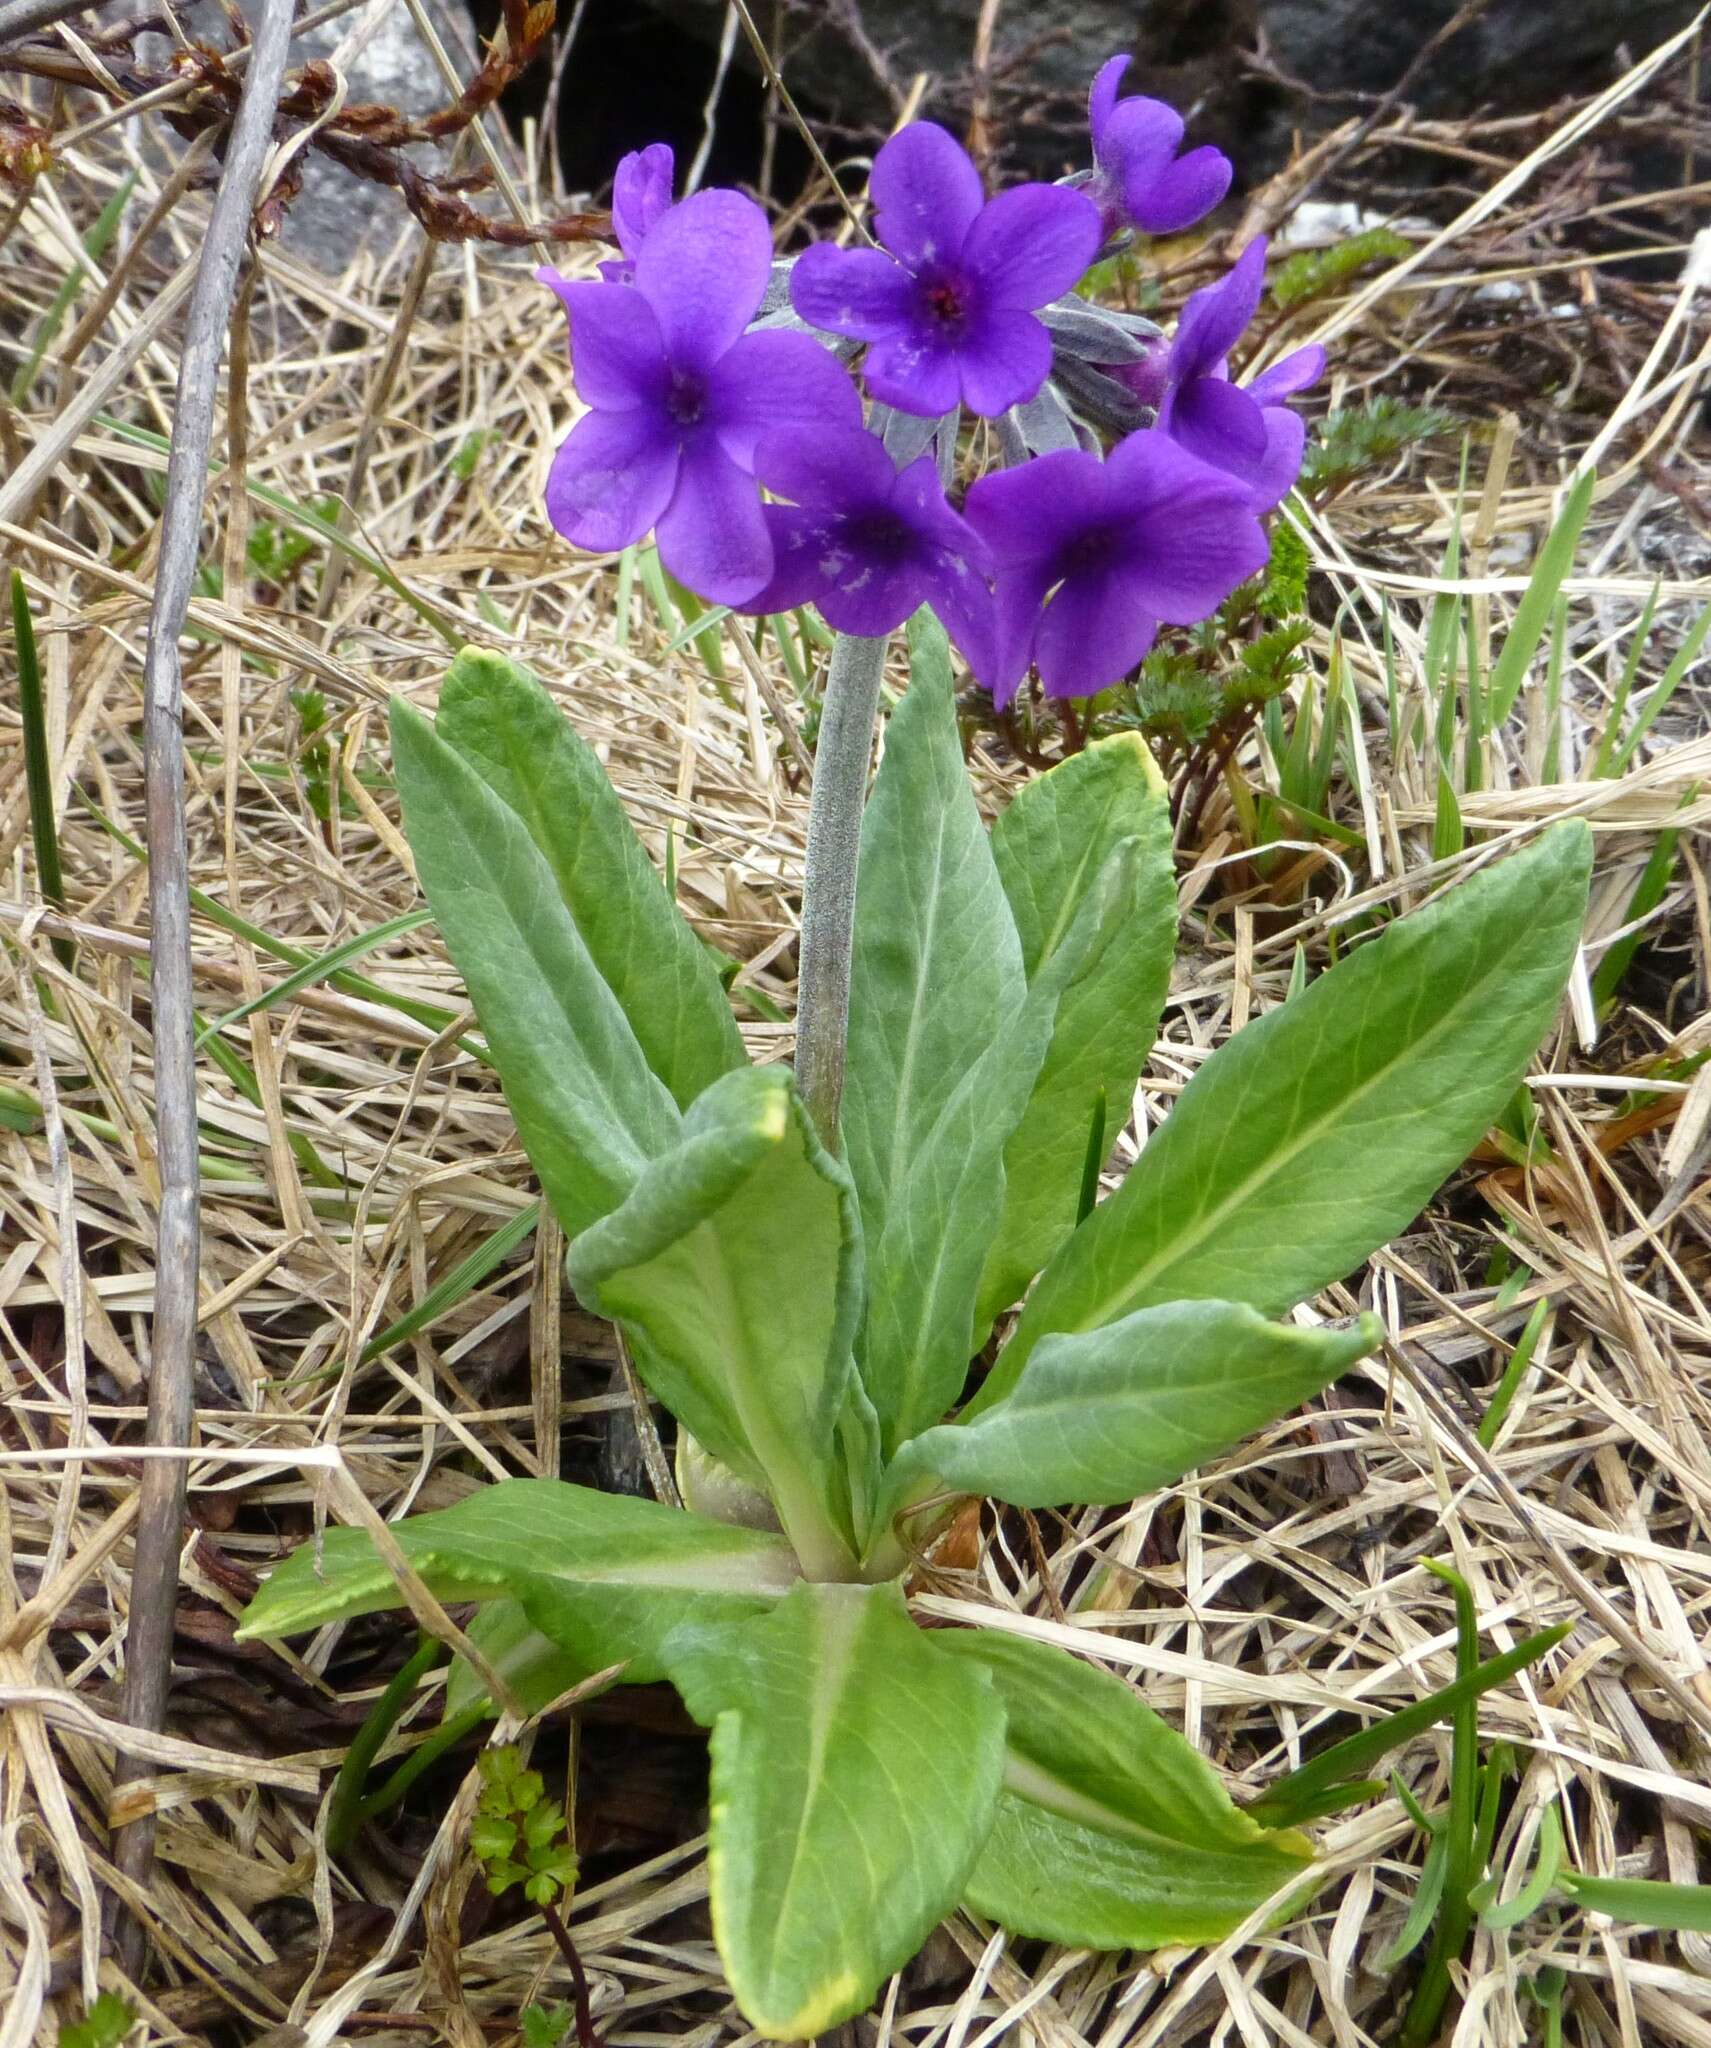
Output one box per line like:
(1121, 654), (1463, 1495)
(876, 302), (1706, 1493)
(239, 628), (1591, 2039)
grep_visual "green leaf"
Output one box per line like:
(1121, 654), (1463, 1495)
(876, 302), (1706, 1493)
(436, 649), (745, 1107)
(1486, 471), (1596, 723)
(567, 1066), (866, 1579)
(57, 1994), (135, 2048)
(234, 1479), (799, 1684)
(391, 696), (681, 1234)
(934, 1629), (1313, 1948)
(664, 1581), (1005, 2039)
(1559, 1872), (1711, 1933)
(984, 823), (1592, 1407)
(840, 616), (1026, 1446)
(886, 1302), (1379, 1515)
(978, 733), (1177, 1326)
(444, 1597), (591, 1720)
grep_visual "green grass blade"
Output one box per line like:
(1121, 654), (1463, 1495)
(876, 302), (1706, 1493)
(1248, 1622), (1571, 1830)
(1590, 581), (1661, 779)
(11, 171), (137, 405)
(1592, 813), (1687, 1012)
(1477, 1298), (1549, 1448)
(1486, 469), (1596, 724)
(359, 1200), (542, 1364)
(195, 909), (432, 1048)
(1606, 604), (1711, 778)
(1560, 1873), (1711, 1933)
(10, 573), (73, 970)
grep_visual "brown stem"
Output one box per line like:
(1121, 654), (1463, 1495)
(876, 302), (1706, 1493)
(539, 1899), (601, 2048)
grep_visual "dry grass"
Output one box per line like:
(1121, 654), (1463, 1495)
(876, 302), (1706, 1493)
(1, 8), (1709, 2046)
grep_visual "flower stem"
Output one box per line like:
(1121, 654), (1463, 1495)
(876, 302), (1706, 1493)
(794, 630), (887, 1149)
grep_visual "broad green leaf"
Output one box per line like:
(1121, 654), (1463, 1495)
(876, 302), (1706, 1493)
(391, 699), (680, 1234)
(978, 733), (1176, 1326)
(885, 1301), (1380, 1515)
(234, 1479), (799, 1684)
(983, 823), (1591, 1409)
(567, 1066), (867, 1580)
(839, 615), (1024, 1444)
(444, 1598), (590, 1720)
(664, 1581), (1005, 2039)
(436, 649), (745, 1107)
(842, 615), (1135, 1450)
(935, 1629), (1313, 1948)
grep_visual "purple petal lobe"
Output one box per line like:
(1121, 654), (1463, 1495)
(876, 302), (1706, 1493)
(1125, 145), (1232, 234)
(955, 306), (1053, 417)
(1121, 483), (1268, 618)
(862, 326), (964, 418)
(965, 448), (1113, 566)
(753, 422), (897, 509)
(986, 565), (1054, 710)
(1035, 566), (1160, 698)
(1097, 93), (1184, 191)
(1171, 374), (1270, 466)
(893, 454), (994, 576)
(789, 243), (918, 340)
(963, 184), (1103, 309)
(707, 330), (862, 467)
(548, 279), (668, 409)
(545, 409), (680, 553)
(1089, 54), (1130, 146)
(654, 438), (773, 604)
(869, 122), (985, 268)
(1171, 238), (1267, 382)
(1245, 342), (1326, 407)
(1246, 406), (1308, 511)
(612, 143), (674, 257)
(923, 552), (1000, 686)
(634, 189), (772, 370)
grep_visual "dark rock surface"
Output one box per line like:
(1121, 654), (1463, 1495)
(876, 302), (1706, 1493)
(614, 0), (1698, 185)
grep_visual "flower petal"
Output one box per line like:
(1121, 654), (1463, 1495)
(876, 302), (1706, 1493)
(985, 563), (1054, 710)
(611, 143), (674, 258)
(707, 329), (862, 466)
(1170, 238), (1266, 384)
(544, 407), (680, 553)
(1088, 53), (1131, 148)
(1096, 93), (1183, 191)
(753, 422), (897, 510)
(654, 437), (774, 604)
(788, 243), (918, 340)
(743, 503), (924, 634)
(862, 325), (964, 418)
(923, 548), (1000, 686)
(1034, 565), (1161, 698)
(538, 276), (668, 409)
(1124, 144), (1231, 234)
(955, 306), (1053, 417)
(965, 447), (1112, 570)
(743, 505), (830, 616)
(869, 122), (985, 269)
(893, 453), (994, 576)
(1244, 405), (1308, 510)
(1245, 342), (1326, 407)
(1170, 374), (1270, 466)
(963, 184), (1103, 310)
(634, 189), (772, 370)
(1119, 471), (1269, 619)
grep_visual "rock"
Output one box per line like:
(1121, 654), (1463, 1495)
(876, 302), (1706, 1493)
(627, 0), (1698, 185)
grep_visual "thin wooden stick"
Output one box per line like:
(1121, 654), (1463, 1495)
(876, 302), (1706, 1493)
(111, 0), (296, 1973)
(0, 0), (96, 46)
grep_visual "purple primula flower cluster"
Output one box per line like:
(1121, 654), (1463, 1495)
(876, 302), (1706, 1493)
(537, 57), (1328, 702)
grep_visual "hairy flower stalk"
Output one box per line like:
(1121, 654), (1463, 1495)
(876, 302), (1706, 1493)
(793, 630), (890, 1150)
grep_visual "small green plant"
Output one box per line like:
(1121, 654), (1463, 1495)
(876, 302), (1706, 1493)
(57, 1993), (134, 2048)
(1269, 227), (1412, 311)
(239, 628), (1591, 2039)
(471, 1746), (579, 1906)
(1301, 396), (1457, 495)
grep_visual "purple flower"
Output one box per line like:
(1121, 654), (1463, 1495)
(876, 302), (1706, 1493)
(1088, 56), (1232, 240)
(597, 143), (674, 284)
(737, 424), (996, 673)
(789, 122), (1101, 419)
(538, 188), (862, 605)
(1155, 238), (1326, 509)
(963, 431), (1267, 706)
